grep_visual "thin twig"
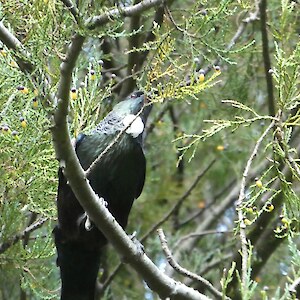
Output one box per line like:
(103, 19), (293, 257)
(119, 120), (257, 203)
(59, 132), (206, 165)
(202, 4), (260, 77)
(141, 159), (216, 243)
(87, 0), (165, 30)
(177, 179), (236, 229)
(60, 0), (80, 22)
(0, 217), (48, 254)
(236, 119), (275, 291)
(157, 229), (230, 300)
(95, 263), (123, 299)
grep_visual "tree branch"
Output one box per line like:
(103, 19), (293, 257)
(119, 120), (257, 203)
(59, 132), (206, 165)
(141, 159), (216, 243)
(86, 0), (165, 30)
(158, 229), (229, 300)
(0, 21), (34, 73)
(51, 1), (210, 299)
(165, 158), (270, 278)
(0, 217), (48, 254)
(259, 0), (276, 116)
(119, 0), (142, 98)
(236, 119), (275, 290)
(60, 0), (80, 23)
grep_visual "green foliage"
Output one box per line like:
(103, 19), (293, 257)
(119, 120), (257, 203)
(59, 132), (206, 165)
(0, 0), (300, 299)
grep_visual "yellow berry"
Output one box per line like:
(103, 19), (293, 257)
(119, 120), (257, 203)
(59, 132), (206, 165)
(198, 70), (205, 82)
(17, 86), (29, 94)
(264, 202), (274, 212)
(197, 201), (206, 209)
(70, 88), (77, 100)
(255, 179), (263, 188)
(0, 49), (7, 57)
(245, 205), (252, 213)
(2, 125), (10, 133)
(214, 65), (221, 73)
(200, 102), (207, 109)
(243, 218), (252, 226)
(216, 145), (225, 151)
(32, 98), (38, 108)
(20, 117), (27, 128)
(10, 61), (18, 67)
(11, 130), (20, 141)
(280, 216), (289, 226)
(90, 70), (96, 81)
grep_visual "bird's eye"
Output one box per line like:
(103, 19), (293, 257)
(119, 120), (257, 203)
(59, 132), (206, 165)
(131, 93), (137, 99)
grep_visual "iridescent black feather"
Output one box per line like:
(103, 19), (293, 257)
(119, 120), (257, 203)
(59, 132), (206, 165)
(54, 91), (151, 300)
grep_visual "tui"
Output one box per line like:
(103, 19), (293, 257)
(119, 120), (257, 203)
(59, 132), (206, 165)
(54, 91), (151, 300)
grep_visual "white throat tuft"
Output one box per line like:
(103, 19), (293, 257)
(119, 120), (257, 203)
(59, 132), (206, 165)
(123, 114), (144, 138)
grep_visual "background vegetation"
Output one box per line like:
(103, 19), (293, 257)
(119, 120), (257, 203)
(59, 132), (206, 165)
(0, 0), (299, 299)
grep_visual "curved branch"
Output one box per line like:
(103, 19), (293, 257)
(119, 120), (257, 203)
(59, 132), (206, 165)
(158, 229), (229, 300)
(51, 1), (210, 299)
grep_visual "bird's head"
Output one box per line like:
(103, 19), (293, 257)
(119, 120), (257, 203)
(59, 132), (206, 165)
(113, 91), (152, 138)
(113, 91), (149, 116)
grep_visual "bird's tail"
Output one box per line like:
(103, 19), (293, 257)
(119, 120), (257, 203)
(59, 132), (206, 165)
(53, 226), (101, 300)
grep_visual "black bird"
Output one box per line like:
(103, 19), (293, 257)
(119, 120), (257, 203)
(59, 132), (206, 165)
(54, 91), (151, 300)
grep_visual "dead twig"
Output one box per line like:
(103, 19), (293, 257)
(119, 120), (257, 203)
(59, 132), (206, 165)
(157, 229), (230, 300)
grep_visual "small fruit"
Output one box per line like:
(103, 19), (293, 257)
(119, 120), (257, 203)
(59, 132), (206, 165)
(11, 130), (20, 141)
(17, 86), (29, 94)
(90, 70), (96, 80)
(243, 217), (252, 226)
(32, 98), (38, 108)
(255, 177), (263, 188)
(20, 117), (27, 128)
(216, 145), (225, 151)
(2, 124), (10, 133)
(214, 65), (221, 73)
(70, 88), (77, 100)
(199, 69), (205, 82)
(0, 47), (7, 57)
(264, 202), (274, 212)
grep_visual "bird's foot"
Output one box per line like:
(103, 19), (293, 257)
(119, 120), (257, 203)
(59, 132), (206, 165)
(77, 212), (94, 231)
(129, 231), (145, 255)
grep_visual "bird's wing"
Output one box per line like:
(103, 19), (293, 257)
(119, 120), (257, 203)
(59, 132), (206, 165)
(75, 133), (86, 150)
(135, 148), (146, 199)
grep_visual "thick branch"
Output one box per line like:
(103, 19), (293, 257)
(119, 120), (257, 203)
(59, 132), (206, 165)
(51, 1), (209, 299)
